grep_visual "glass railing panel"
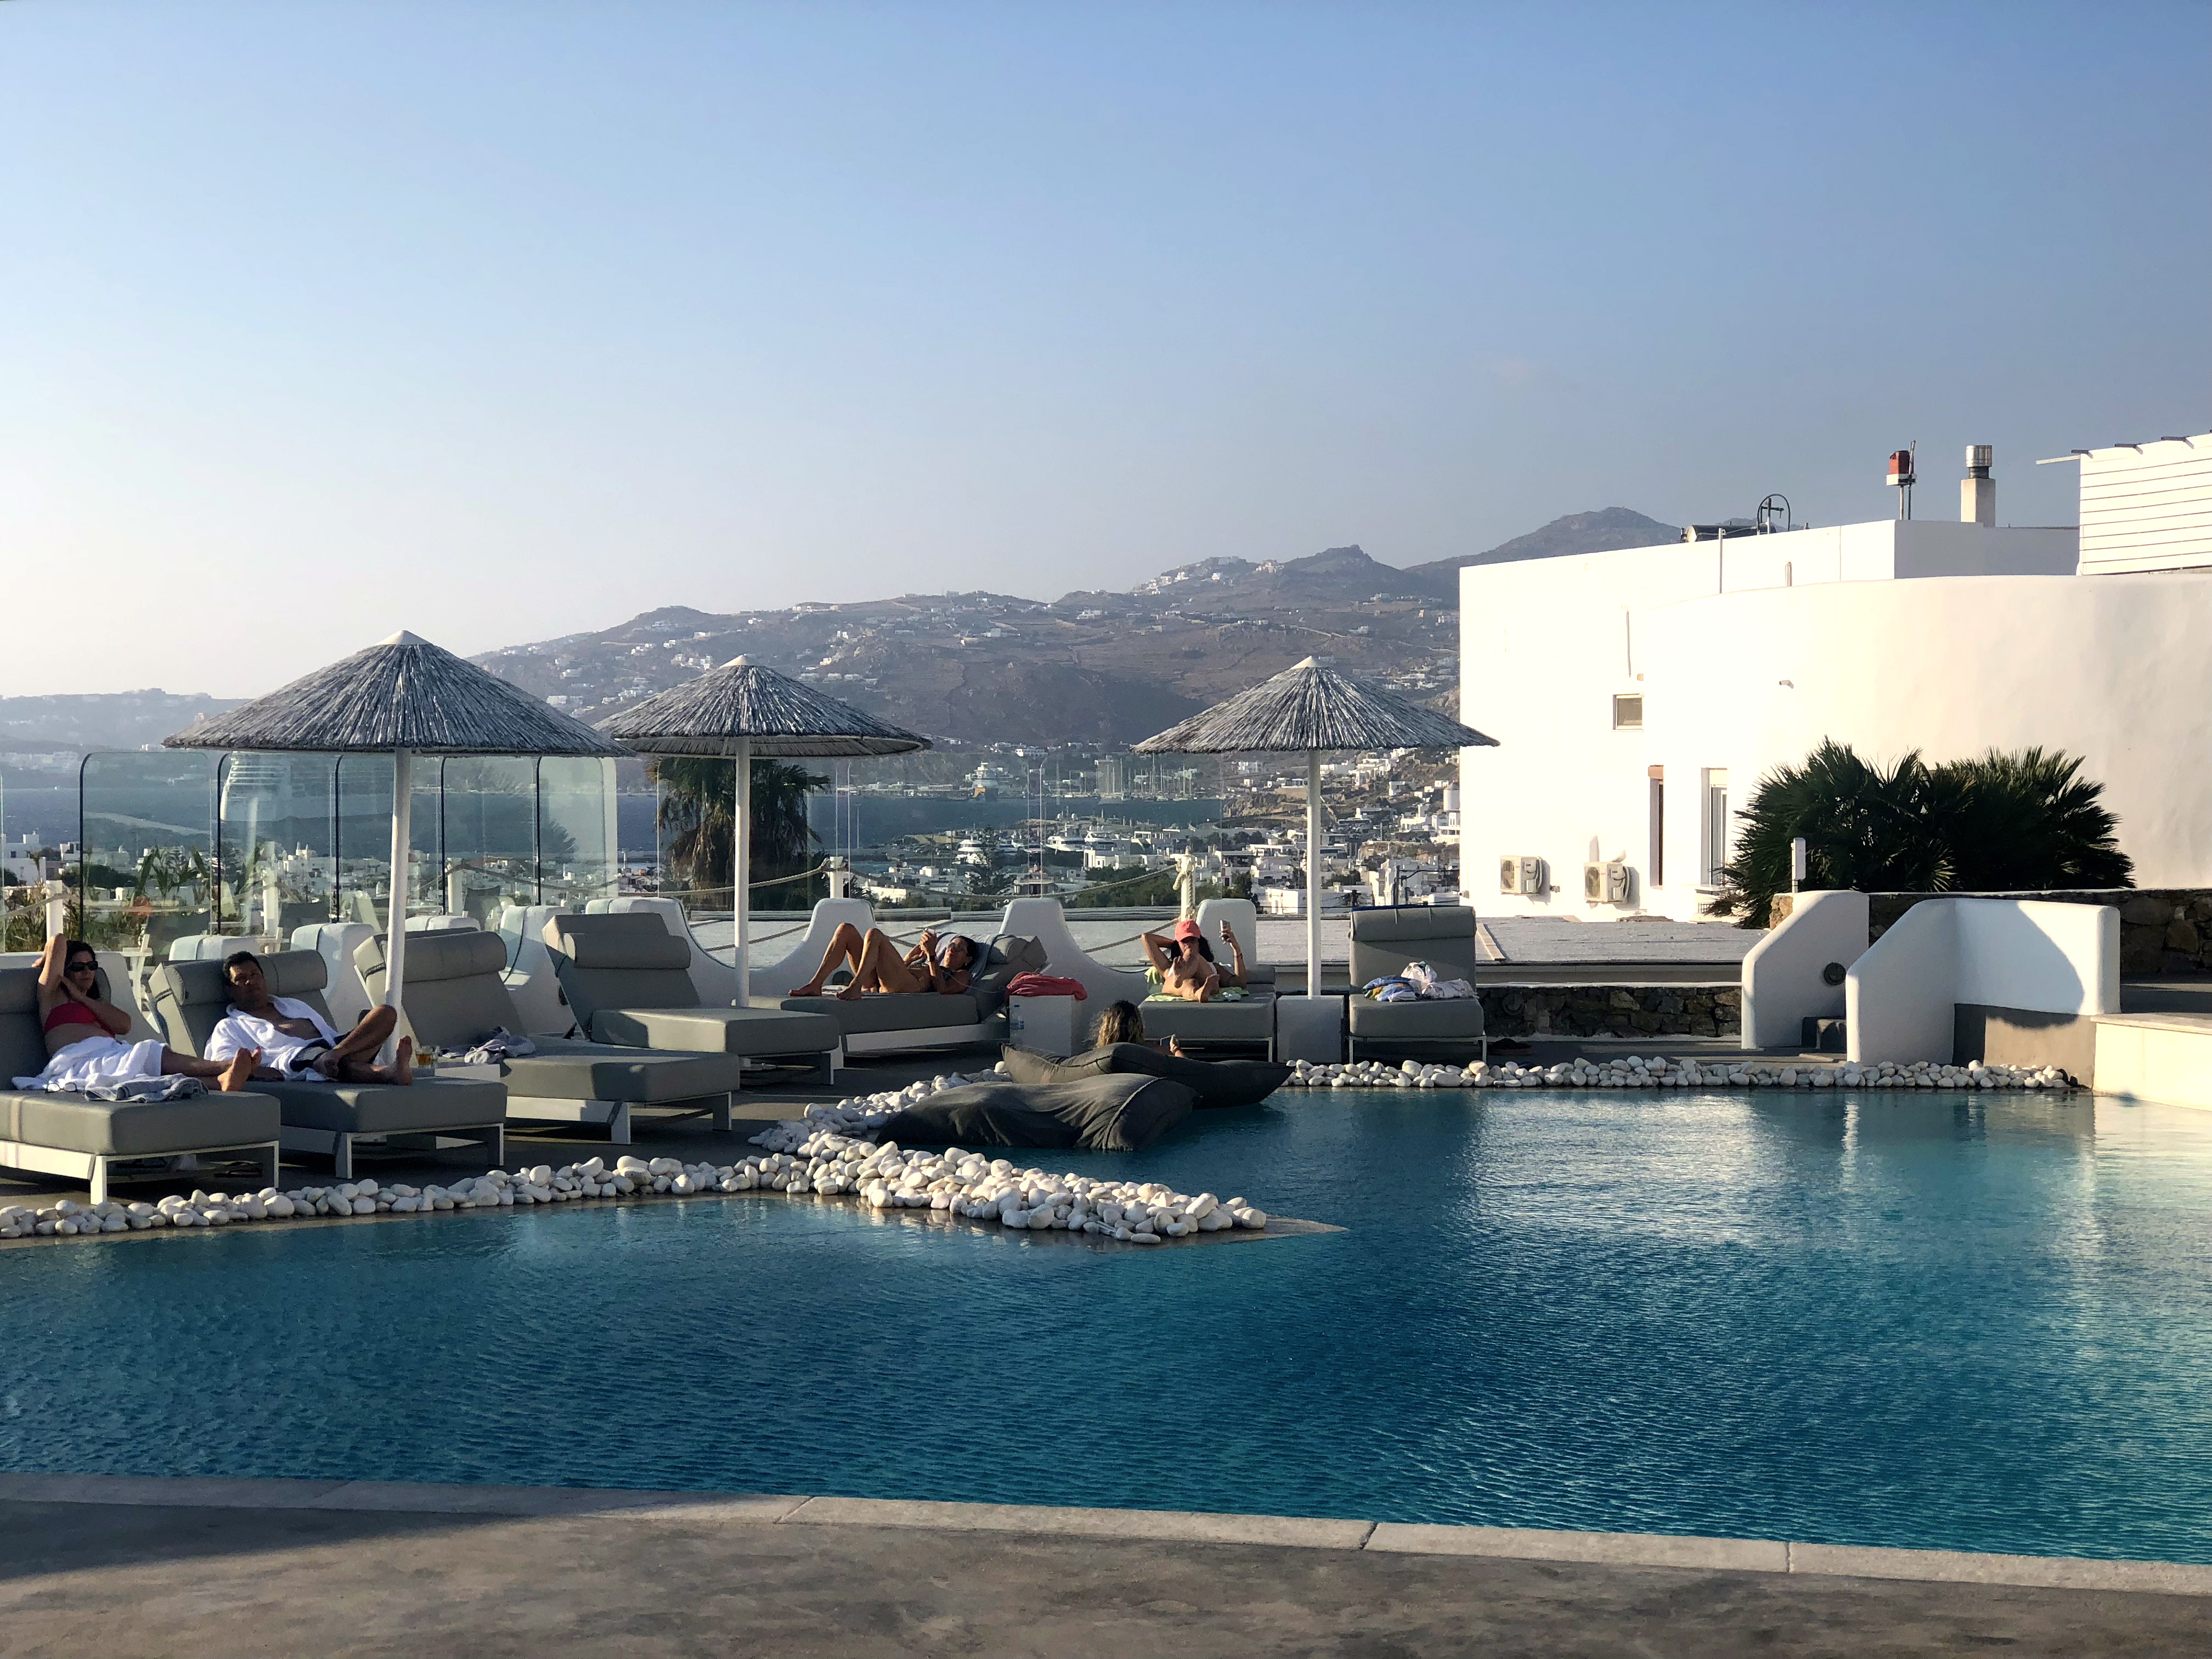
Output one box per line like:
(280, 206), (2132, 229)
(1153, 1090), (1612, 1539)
(334, 754), (442, 932)
(215, 751), (338, 940)
(650, 757), (729, 929)
(539, 756), (618, 912)
(439, 755), (539, 926)
(753, 757), (830, 913)
(76, 749), (217, 956)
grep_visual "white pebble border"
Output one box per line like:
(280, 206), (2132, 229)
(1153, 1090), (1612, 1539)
(746, 1070), (1268, 1240)
(1290, 1056), (2080, 1092)
(0, 1073), (1269, 1245)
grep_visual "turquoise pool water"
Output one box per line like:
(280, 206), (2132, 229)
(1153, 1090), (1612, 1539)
(7, 1089), (2212, 1562)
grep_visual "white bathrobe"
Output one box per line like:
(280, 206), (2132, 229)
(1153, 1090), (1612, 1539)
(206, 997), (340, 1075)
(13, 1033), (167, 1093)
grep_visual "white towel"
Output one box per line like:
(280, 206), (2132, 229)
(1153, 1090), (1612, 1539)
(13, 1034), (167, 1093)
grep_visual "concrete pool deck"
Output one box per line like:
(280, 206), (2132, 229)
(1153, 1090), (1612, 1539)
(2, 1474), (2207, 1657)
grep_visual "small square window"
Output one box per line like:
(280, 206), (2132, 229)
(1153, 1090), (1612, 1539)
(1612, 694), (1644, 729)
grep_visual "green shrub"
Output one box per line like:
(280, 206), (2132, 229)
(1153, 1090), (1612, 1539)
(1712, 740), (2132, 928)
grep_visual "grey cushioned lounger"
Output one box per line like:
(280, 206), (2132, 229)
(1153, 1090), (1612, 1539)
(1346, 905), (1487, 1060)
(152, 952), (506, 1179)
(358, 929), (748, 1143)
(776, 933), (1046, 1054)
(1, 964), (282, 1203)
(543, 914), (840, 1075)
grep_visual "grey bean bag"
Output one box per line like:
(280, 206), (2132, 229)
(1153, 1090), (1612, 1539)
(1002, 1043), (1289, 1109)
(874, 1075), (1196, 1153)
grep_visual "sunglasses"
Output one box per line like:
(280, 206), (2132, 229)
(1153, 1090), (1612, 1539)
(65, 959), (97, 974)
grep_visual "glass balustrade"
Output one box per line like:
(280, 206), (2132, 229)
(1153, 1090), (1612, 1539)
(62, 750), (619, 950)
(76, 751), (219, 956)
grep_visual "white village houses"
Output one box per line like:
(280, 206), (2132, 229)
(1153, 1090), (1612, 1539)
(1460, 433), (2212, 921)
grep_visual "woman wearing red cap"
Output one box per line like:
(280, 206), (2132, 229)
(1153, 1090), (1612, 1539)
(1139, 917), (1249, 1002)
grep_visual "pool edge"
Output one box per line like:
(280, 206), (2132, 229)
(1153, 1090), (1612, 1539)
(4, 1472), (2208, 1597)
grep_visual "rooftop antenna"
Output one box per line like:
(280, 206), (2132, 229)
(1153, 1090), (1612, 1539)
(1888, 444), (1917, 520)
(1756, 493), (1793, 534)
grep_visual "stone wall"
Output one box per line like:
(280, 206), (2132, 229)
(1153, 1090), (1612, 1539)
(1480, 984), (1740, 1039)
(1766, 888), (2212, 977)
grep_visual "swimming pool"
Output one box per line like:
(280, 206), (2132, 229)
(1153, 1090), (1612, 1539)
(7, 1089), (2212, 1564)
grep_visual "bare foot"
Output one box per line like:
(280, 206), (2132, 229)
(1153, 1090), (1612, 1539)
(218, 1049), (261, 1092)
(836, 983), (865, 1002)
(792, 980), (825, 999)
(390, 1036), (414, 1086)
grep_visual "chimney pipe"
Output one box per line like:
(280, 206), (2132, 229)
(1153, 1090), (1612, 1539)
(1961, 444), (1995, 526)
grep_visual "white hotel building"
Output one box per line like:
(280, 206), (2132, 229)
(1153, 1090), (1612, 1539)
(1461, 432), (2212, 921)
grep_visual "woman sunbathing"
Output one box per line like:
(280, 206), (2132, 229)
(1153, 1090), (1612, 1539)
(12, 934), (259, 1093)
(1138, 918), (1249, 1002)
(792, 924), (978, 1002)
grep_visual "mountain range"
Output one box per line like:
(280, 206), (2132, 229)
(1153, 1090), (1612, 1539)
(474, 509), (1683, 748)
(0, 510), (1686, 760)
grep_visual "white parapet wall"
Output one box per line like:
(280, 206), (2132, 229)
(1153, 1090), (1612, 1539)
(2092, 1014), (2212, 1110)
(1740, 890), (1870, 1050)
(1848, 898), (2120, 1065)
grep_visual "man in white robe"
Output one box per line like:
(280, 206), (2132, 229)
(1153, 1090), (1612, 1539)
(205, 952), (414, 1085)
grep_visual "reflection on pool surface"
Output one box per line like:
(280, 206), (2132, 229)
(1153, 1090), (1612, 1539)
(7, 1088), (2212, 1564)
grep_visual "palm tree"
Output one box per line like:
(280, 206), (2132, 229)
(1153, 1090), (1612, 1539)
(1929, 747), (2133, 893)
(650, 757), (827, 909)
(1713, 740), (2131, 927)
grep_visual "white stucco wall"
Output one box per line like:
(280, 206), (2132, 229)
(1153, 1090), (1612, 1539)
(1635, 573), (2212, 907)
(1739, 889), (1870, 1049)
(1459, 520), (2088, 919)
(1847, 897), (2120, 1065)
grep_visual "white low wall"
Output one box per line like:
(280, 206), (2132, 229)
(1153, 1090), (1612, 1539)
(1740, 890), (1869, 1049)
(1848, 898), (2119, 1064)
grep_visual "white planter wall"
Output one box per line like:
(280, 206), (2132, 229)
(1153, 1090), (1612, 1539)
(1739, 890), (1869, 1049)
(1847, 897), (2120, 1065)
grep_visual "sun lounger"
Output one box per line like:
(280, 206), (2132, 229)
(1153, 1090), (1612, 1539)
(1, 963), (282, 1203)
(356, 929), (748, 1144)
(543, 913), (841, 1077)
(1346, 905), (1487, 1062)
(775, 931), (1047, 1056)
(1125, 898), (1279, 1057)
(151, 952), (508, 1178)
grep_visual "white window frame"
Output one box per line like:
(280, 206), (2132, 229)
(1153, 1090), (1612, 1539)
(1701, 768), (1731, 886)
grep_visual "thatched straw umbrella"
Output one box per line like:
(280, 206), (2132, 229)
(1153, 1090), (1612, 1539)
(166, 630), (626, 1057)
(600, 657), (928, 1007)
(1134, 656), (1498, 995)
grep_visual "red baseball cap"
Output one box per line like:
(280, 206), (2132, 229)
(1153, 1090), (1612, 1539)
(1171, 918), (1203, 943)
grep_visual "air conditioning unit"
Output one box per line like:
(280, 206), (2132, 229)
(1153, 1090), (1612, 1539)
(1586, 860), (1633, 904)
(1499, 855), (1542, 895)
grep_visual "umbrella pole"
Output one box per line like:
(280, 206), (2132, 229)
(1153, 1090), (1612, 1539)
(380, 745), (412, 1065)
(732, 736), (752, 1008)
(1305, 749), (1323, 996)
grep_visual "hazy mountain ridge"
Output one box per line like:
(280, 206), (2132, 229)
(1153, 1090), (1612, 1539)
(472, 514), (1678, 746)
(1403, 507), (1680, 579)
(0, 512), (1679, 758)
(0, 691), (244, 761)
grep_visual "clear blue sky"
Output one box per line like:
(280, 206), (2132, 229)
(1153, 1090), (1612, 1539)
(3, 2), (2205, 694)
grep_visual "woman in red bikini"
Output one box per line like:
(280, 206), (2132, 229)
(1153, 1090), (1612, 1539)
(16, 934), (259, 1092)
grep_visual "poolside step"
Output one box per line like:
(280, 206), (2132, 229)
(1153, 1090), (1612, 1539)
(2092, 1012), (2212, 1109)
(1799, 1017), (1848, 1053)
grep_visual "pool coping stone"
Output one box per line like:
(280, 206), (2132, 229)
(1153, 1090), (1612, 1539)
(783, 1494), (1375, 1549)
(6, 1472), (2209, 1596)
